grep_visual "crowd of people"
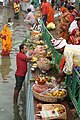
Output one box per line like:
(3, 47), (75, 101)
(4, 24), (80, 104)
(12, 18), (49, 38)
(1, 0), (79, 55)
(51, 38), (80, 83)
(51, 5), (80, 83)
(59, 6), (80, 44)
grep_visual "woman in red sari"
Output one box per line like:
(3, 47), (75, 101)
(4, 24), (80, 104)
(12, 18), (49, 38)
(41, 0), (49, 26)
(69, 28), (80, 45)
(47, 3), (55, 24)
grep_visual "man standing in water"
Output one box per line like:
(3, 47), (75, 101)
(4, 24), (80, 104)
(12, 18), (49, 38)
(13, 44), (33, 104)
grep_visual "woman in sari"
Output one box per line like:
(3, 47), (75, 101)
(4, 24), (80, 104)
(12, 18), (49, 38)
(69, 28), (80, 45)
(59, 7), (71, 41)
(47, 3), (55, 24)
(41, 0), (49, 26)
(0, 24), (12, 56)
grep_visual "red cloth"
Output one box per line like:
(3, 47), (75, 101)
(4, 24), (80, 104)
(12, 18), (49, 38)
(59, 56), (65, 71)
(41, 2), (49, 15)
(78, 39), (80, 44)
(69, 36), (80, 45)
(71, 28), (77, 35)
(15, 52), (28, 77)
(14, 0), (20, 3)
(69, 35), (76, 44)
(70, 15), (75, 22)
(47, 4), (54, 24)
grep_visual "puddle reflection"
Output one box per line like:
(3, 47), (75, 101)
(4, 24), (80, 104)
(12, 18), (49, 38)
(0, 56), (12, 81)
(13, 104), (22, 120)
(13, 89), (26, 120)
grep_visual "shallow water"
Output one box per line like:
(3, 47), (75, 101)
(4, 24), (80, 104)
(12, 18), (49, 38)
(0, 6), (28, 120)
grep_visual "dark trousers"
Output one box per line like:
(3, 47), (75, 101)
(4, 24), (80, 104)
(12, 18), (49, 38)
(14, 13), (19, 19)
(42, 14), (47, 26)
(15, 75), (25, 92)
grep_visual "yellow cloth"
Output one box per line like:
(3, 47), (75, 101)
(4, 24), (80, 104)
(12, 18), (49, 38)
(63, 44), (80, 74)
(14, 2), (20, 13)
(0, 24), (12, 55)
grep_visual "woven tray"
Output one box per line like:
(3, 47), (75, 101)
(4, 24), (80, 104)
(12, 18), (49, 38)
(32, 87), (67, 103)
(41, 104), (67, 120)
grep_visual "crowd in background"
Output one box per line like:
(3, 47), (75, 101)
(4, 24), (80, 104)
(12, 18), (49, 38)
(0, 0), (80, 56)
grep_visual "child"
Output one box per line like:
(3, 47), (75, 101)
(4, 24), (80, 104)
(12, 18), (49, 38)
(8, 18), (14, 32)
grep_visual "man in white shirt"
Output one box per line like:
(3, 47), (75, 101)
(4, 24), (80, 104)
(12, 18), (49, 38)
(24, 8), (36, 26)
(51, 38), (80, 83)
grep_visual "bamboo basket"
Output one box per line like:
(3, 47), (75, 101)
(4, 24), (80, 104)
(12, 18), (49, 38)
(32, 87), (67, 103)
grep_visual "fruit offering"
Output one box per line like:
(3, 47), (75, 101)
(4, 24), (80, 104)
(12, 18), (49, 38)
(42, 104), (66, 114)
(37, 58), (52, 71)
(36, 74), (49, 85)
(52, 89), (66, 97)
(32, 84), (48, 93)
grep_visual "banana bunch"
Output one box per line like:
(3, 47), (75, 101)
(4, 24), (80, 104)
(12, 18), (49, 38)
(54, 106), (65, 113)
(35, 40), (44, 45)
(52, 89), (66, 97)
(44, 92), (53, 96)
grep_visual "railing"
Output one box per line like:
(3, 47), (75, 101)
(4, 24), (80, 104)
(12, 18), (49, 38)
(22, 37), (35, 120)
(66, 68), (80, 117)
(25, 61), (35, 120)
